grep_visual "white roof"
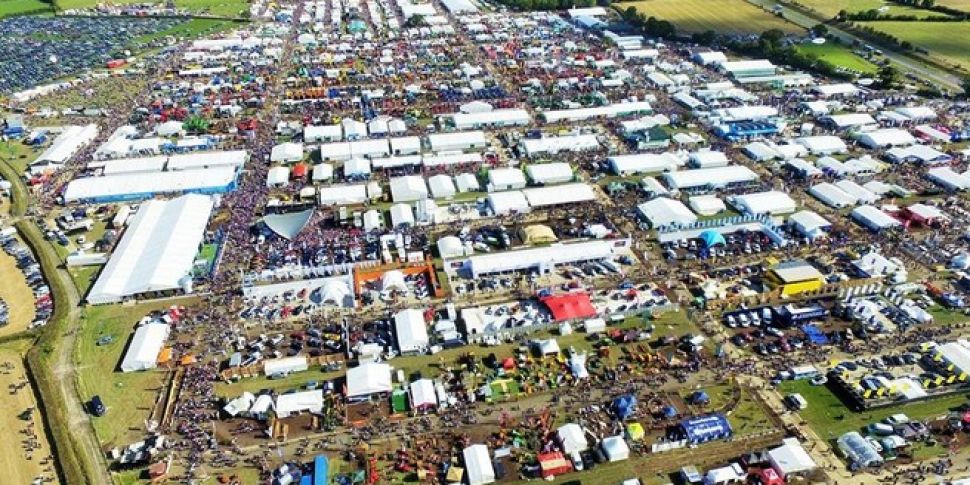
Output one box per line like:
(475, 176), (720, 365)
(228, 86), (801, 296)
(601, 435), (630, 461)
(437, 236), (466, 258)
(423, 152), (483, 168)
(164, 150), (248, 171)
(264, 356), (308, 376)
(275, 390), (324, 418)
(859, 128), (916, 148)
(851, 205), (901, 230)
(64, 166), (236, 202)
(557, 423), (589, 454)
(936, 342), (970, 375)
(267, 166), (289, 186)
(304, 124), (342, 142)
(487, 191), (530, 215)
(463, 444), (496, 485)
(120, 322), (170, 372)
(796, 135), (848, 154)
(541, 100), (654, 123)
(609, 152), (684, 174)
(271, 142), (304, 162)
(390, 203), (416, 227)
(662, 165), (759, 190)
(732, 190), (796, 215)
(390, 136), (422, 155)
(721, 59), (775, 73)
(36, 124), (99, 165)
(409, 378), (438, 408)
(638, 198), (697, 228)
(455, 173), (481, 192)
(346, 362), (392, 398)
(452, 109), (530, 129)
(428, 174), (457, 198)
(928, 167), (970, 191)
(522, 183), (596, 207)
(526, 162), (573, 184)
(689, 194), (726, 215)
(394, 309), (429, 353)
(895, 106), (936, 121)
(427, 131), (487, 151)
(689, 150), (729, 168)
(834, 179), (878, 204)
(813, 83), (859, 97)
(318, 183), (368, 205)
(720, 105), (777, 121)
(520, 134), (599, 156)
(312, 163), (334, 181)
(810, 183), (857, 207)
(769, 440), (817, 476)
(825, 113), (876, 128)
(344, 158), (372, 176)
(390, 176), (429, 202)
(788, 210), (830, 234)
(87, 194), (214, 304)
(463, 240), (615, 277)
(488, 168), (526, 189)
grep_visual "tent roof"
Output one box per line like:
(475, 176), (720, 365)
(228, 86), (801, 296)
(699, 230), (726, 248)
(262, 209), (313, 240)
(346, 362), (392, 397)
(541, 293), (597, 321)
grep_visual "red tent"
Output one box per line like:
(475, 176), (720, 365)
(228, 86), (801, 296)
(540, 293), (597, 321)
(757, 467), (785, 485)
(292, 163), (308, 178)
(538, 452), (572, 479)
(502, 357), (516, 370)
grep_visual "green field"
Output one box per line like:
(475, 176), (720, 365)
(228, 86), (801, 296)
(779, 379), (970, 439)
(937, 0), (970, 11)
(0, 0), (51, 17)
(802, 0), (957, 18)
(796, 41), (879, 73)
(857, 21), (970, 71)
(131, 18), (238, 47)
(617, 0), (803, 34)
(55, 0), (248, 17)
(75, 299), (196, 447)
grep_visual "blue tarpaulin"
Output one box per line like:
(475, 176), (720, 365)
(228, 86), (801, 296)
(801, 324), (830, 345)
(679, 414), (733, 443)
(613, 394), (637, 420)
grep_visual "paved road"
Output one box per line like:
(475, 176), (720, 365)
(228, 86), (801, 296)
(746, 0), (964, 91)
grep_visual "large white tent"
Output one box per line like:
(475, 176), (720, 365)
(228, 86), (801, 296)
(87, 194), (214, 304)
(463, 444), (496, 485)
(275, 390), (324, 418)
(638, 198), (697, 228)
(409, 378), (438, 409)
(120, 322), (170, 372)
(394, 309), (429, 354)
(557, 423), (589, 454)
(345, 362), (392, 399)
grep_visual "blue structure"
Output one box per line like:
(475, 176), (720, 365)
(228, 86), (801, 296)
(679, 414), (733, 444)
(613, 394), (637, 420)
(688, 390), (710, 405)
(698, 230), (726, 248)
(662, 405), (678, 418)
(715, 122), (780, 141)
(313, 455), (329, 485)
(801, 324), (830, 345)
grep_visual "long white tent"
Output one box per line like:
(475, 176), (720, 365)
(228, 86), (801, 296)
(63, 166), (237, 203)
(87, 194), (214, 304)
(120, 322), (170, 372)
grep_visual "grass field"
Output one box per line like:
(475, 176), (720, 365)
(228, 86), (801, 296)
(69, 265), (102, 299)
(796, 41), (880, 73)
(937, 0), (970, 12)
(779, 379), (970, 439)
(0, 339), (55, 484)
(76, 298), (196, 447)
(801, 0), (957, 18)
(617, 0), (803, 34)
(0, 0), (52, 18)
(0, 248), (37, 337)
(131, 18), (238, 48)
(56, 0), (248, 17)
(857, 21), (970, 71)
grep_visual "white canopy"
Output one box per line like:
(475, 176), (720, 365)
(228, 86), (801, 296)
(346, 362), (392, 398)
(463, 444), (496, 485)
(120, 322), (170, 372)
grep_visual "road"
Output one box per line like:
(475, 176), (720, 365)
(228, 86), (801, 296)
(746, 0), (964, 91)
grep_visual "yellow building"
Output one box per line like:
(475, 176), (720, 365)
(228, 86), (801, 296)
(767, 260), (825, 297)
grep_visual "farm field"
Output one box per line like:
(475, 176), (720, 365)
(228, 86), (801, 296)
(801, 0), (957, 18)
(0, 247), (37, 337)
(75, 298), (196, 447)
(57, 0), (248, 17)
(132, 18), (239, 47)
(937, 0), (970, 11)
(0, 339), (55, 485)
(796, 41), (879, 73)
(616, 0), (803, 35)
(856, 21), (970, 71)
(0, 0), (51, 18)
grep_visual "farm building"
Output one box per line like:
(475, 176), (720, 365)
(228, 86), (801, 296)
(427, 131), (488, 152)
(63, 166), (237, 203)
(608, 152), (684, 175)
(345, 362), (392, 401)
(394, 309), (429, 354)
(488, 168), (527, 191)
(390, 176), (429, 202)
(858, 129), (916, 149)
(463, 444), (496, 485)
(120, 322), (170, 372)
(662, 166), (759, 192)
(275, 390), (324, 418)
(731, 190), (796, 216)
(788, 210), (831, 240)
(87, 194), (214, 304)
(526, 163), (573, 185)
(809, 183), (857, 208)
(637, 198), (697, 228)
(851, 205), (902, 232)
(459, 240), (618, 278)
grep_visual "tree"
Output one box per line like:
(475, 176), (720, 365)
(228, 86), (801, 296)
(759, 29), (786, 51)
(811, 23), (828, 37)
(961, 77), (970, 98)
(877, 65), (900, 88)
(921, 0), (935, 8)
